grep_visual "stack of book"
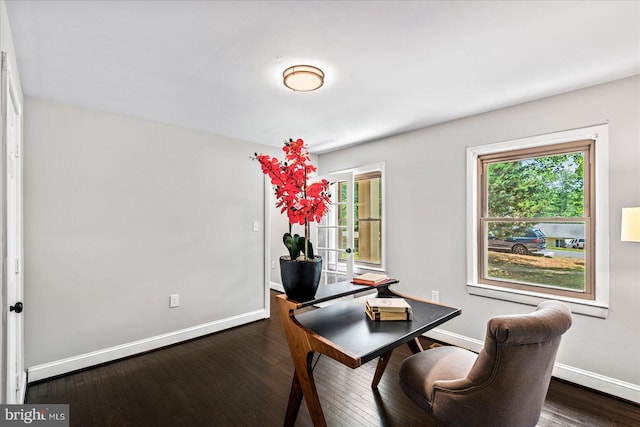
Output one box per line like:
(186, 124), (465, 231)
(365, 297), (413, 321)
(352, 273), (390, 286)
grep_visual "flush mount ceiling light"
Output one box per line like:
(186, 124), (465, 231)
(283, 65), (324, 92)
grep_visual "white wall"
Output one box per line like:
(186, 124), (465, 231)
(319, 76), (640, 401)
(23, 97), (268, 373)
(268, 188), (288, 290)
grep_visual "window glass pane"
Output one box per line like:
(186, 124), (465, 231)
(485, 221), (586, 292)
(487, 152), (584, 218)
(357, 219), (381, 264)
(317, 225), (327, 248)
(355, 172), (382, 265)
(335, 181), (347, 260)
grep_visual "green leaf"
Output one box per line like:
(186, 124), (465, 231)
(298, 237), (314, 259)
(283, 233), (300, 259)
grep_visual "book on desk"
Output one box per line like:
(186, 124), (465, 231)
(366, 297), (413, 321)
(352, 273), (392, 286)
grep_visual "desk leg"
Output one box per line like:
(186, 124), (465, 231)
(288, 351), (327, 427)
(277, 297), (328, 427)
(371, 338), (424, 388)
(407, 337), (424, 354)
(371, 350), (394, 388)
(284, 370), (303, 427)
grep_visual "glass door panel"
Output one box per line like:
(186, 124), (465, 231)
(314, 172), (353, 284)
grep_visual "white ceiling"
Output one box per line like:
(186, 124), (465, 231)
(5, 0), (640, 153)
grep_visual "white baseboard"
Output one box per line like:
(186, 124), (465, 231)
(552, 362), (640, 404)
(270, 281), (284, 293)
(426, 328), (485, 352)
(425, 328), (640, 404)
(28, 309), (268, 383)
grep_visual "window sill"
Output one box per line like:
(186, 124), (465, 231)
(466, 282), (609, 319)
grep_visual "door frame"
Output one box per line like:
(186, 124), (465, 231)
(2, 51), (25, 404)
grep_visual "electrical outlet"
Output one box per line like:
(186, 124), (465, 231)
(271, 260), (276, 269)
(170, 294), (180, 308)
(431, 290), (440, 304)
(252, 221), (259, 232)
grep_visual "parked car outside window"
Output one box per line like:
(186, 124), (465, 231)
(572, 238), (585, 249)
(488, 228), (547, 255)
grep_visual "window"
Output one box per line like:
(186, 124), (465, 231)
(479, 140), (594, 299)
(467, 125), (610, 318)
(353, 171), (382, 265)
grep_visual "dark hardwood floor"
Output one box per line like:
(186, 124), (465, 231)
(27, 291), (640, 426)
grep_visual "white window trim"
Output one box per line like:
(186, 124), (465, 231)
(466, 125), (610, 318)
(330, 162), (387, 274)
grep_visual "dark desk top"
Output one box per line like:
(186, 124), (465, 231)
(292, 279), (400, 308)
(294, 295), (461, 364)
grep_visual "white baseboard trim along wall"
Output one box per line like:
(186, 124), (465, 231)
(426, 328), (640, 404)
(28, 309), (268, 383)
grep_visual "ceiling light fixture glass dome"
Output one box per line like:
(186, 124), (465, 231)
(283, 65), (324, 92)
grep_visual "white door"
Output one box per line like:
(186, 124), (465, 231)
(314, 172), (354, 284)
(3, 52), (24, 404)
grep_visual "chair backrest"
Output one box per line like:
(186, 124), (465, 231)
(432, 300), (572, 427)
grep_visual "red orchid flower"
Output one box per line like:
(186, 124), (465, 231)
(254, 139), (331, 258)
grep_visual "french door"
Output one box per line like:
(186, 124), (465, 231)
(314, 172), (354, 284)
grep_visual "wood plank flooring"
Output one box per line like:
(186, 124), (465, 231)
(27, 291), (640, 426)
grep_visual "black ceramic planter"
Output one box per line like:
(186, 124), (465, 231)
(280, 256), (322, 302)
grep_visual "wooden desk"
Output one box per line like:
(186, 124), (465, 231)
(276, 281), (461, 426)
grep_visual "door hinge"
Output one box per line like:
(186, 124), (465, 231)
(15, 143), (20, 158)
(15, 258), (20, 275)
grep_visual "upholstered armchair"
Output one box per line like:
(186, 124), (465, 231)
(399, 300), (572, 427)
